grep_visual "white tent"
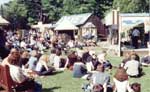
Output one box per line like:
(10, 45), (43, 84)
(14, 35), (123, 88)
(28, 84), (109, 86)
(31, 21), (53, 32)
(0, 15), (9, 25)
(54, 20), (78, 30)
(31, 23), (53, 29)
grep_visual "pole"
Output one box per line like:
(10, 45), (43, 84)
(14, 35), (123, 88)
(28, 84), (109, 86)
(1, 5), (3, 17)
(117, 8), (121, 56)
(148, 0), (150, 49)
(118, 16), (121, 56)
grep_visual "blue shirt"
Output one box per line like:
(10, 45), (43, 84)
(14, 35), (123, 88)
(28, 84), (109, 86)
(73, 62), (86, 78)
(27, 56), (38, 70)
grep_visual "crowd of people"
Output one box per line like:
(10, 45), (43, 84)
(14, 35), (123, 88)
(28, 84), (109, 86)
(0, 29), (148, 92)
(81, 50), (142, 92)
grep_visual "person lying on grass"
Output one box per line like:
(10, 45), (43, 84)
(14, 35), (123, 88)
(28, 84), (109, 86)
(141, 50), (150, 67)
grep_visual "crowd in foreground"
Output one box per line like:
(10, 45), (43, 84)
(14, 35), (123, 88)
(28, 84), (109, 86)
(0, 29), (149, 92)
(0, 47), (144, 92)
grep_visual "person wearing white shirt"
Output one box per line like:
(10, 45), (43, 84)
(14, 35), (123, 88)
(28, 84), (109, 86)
(49, 49), (56, 65)
(54, 55), (61, 69)
(1, 48), (42, 92)
(35, 55), (54, 75)
(53, 50), (64, 71)
(124, 54), (140, 77)
(113, 67), (133, 92)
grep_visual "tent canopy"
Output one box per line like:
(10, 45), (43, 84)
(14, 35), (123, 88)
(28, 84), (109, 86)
(121, 20), (144, 32)
(0, 15), (9, 25)
(54, 20), (78, 31)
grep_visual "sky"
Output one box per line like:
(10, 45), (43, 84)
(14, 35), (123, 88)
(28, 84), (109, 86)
(0, 0), (13, 5)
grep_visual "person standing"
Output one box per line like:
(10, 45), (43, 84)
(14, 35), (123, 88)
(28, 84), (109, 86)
(131, 28), (140, 49)
(0, 29), (7, 59)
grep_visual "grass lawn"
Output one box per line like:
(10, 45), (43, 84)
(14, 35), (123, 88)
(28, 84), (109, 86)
(36, 54), (150, 92)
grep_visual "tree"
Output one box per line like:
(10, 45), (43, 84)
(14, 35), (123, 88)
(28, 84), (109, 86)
(22, 0), (42, 24)
(41, 0), (63, 22)
(2, 0), (113, 28)
(62, 0), (113, 18)
(113, 0), (148, 13)
(3, 0), (28, 29)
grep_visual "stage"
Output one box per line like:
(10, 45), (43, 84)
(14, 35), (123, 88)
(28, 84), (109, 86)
(122, 48), (149, 56)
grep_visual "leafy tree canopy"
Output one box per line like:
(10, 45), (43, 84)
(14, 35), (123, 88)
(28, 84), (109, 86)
(113, 0), (148, 13)
(2, 0), (113, 29)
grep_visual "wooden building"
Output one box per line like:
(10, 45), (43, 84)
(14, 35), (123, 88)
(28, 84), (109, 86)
(55, 13), (106, 40)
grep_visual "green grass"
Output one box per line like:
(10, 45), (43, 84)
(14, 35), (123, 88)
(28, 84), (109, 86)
(37, 70), (87, 92)
(38, 48), (150, 92)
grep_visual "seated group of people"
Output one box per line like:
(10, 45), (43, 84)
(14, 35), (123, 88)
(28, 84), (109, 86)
(78, 51), (141, 92)
(0, 46), (142, 92)
(1, 48), (43, 92)
(0, 47), (68, 92)
(82, 63), (140, 92)
(68, 49), (112, 78)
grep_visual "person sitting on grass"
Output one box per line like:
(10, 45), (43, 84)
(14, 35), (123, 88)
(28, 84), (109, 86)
(97, 51), (112, 70)
(53, 49), (65, 71)
(26, 50), (38, 70)
(67, 51), (78, 70)
(92, 84), (104, 92)
(131, 83), (141, 92)
(72, 58), (87, 78)
(19, 50), (30, 68)
(121, 52), (131, 67)
(35, 54), (55, 76)
(141, 50), (150, 67)
(82, 49), (90, 64)
(113, 67), (133, 92)
(86, 50), (98, 72)
(76, 47), (84, 60)
(130, 51), (140, 61)
(124, 54), (141, 77)
(87, 51), (100, 72)
(1, 48), (42, 92)
(49, 49), (56, 66)
(89, 63), (111, 92)
(1, 48), (20, 66)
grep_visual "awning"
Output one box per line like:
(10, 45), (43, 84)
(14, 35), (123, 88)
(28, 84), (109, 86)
(31, 21), (53, 29)
(121, 20), (144, 32)
(0, 15), (9, 25)
(54, 20), (78, 31)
